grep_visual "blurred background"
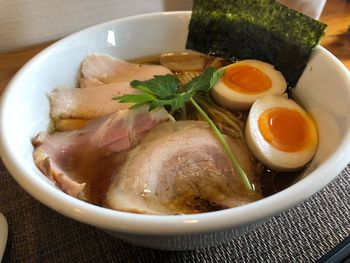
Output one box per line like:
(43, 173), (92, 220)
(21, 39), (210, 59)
(0, 0), (326, 52)
(0, 0), (193, 52)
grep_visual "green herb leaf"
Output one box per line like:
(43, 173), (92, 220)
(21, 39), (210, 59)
(210, 68), (225, 88)
(113, 93), (156, 104)
(186, 0), (327, 87)
(131, 75), (180, 98)
(148, 92), (192, 113)
(185, 67), (224, 94)
(116, 67), (221, 113)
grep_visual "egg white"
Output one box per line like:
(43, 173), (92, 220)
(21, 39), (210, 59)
(245, 94), (318, 171)
(212, 60), (287, 111)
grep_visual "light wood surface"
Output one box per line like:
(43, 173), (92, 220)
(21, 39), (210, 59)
(0, 0), (349, 94)
(320, 0), (350, 69)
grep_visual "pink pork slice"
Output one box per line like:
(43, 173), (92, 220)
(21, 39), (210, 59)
(32, 106), (173, 203)
(80, 53), (172, 88)
(49, 82), (136, 120)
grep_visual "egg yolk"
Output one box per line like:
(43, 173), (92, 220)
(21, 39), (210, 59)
(222, 65), (272, 94)
(258, 107), (314, 152)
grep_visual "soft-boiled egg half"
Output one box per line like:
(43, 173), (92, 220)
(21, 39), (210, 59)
(212, 60), (287, 110)
(245, 94), (318, 171)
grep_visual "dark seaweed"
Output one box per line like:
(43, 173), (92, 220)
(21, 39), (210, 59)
(186, 0), (327, 87)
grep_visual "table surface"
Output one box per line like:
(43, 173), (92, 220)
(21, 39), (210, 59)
(0, 1), (350, 262)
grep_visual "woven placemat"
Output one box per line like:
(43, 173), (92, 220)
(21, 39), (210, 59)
(1, 159), (349, 263)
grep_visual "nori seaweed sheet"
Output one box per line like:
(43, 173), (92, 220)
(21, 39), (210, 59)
(186, 0), (327, 87)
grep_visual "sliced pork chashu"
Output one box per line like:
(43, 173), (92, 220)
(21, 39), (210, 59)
(80, 53), (172, 87)
(106, 121), (262, 214)
(49, 82), (136, 121)
(51, 53), (172, 122)
(33, 106), (173, 203)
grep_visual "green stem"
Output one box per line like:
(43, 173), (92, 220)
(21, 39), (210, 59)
(190, 97), (254, 192)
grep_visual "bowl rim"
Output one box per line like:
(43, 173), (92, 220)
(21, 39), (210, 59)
(1, 11), (350, 235)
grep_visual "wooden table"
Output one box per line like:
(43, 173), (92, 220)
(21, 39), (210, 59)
(0, 0), (349, 94)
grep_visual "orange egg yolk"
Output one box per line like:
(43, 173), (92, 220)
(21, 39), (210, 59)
(222, 65), (272, 94)
(258, 107), (314, 152)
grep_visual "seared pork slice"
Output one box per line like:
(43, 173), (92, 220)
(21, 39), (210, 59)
(33, 106), (173, 203)
(80, 53), (172, 86)
(49, 82), (137, 120)
(33, 144), (86, 197)
(106, 121), (262, 215)
(80, 78), (105, 89)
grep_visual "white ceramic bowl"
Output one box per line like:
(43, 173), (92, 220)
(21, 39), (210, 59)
(1, 12), (350, 251)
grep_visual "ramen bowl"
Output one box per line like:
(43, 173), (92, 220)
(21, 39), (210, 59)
(1, 12), (350, 250)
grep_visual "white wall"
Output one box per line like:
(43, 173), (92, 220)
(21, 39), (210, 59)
(0, 0), (325, 53)
(0, 0), (193, 52)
